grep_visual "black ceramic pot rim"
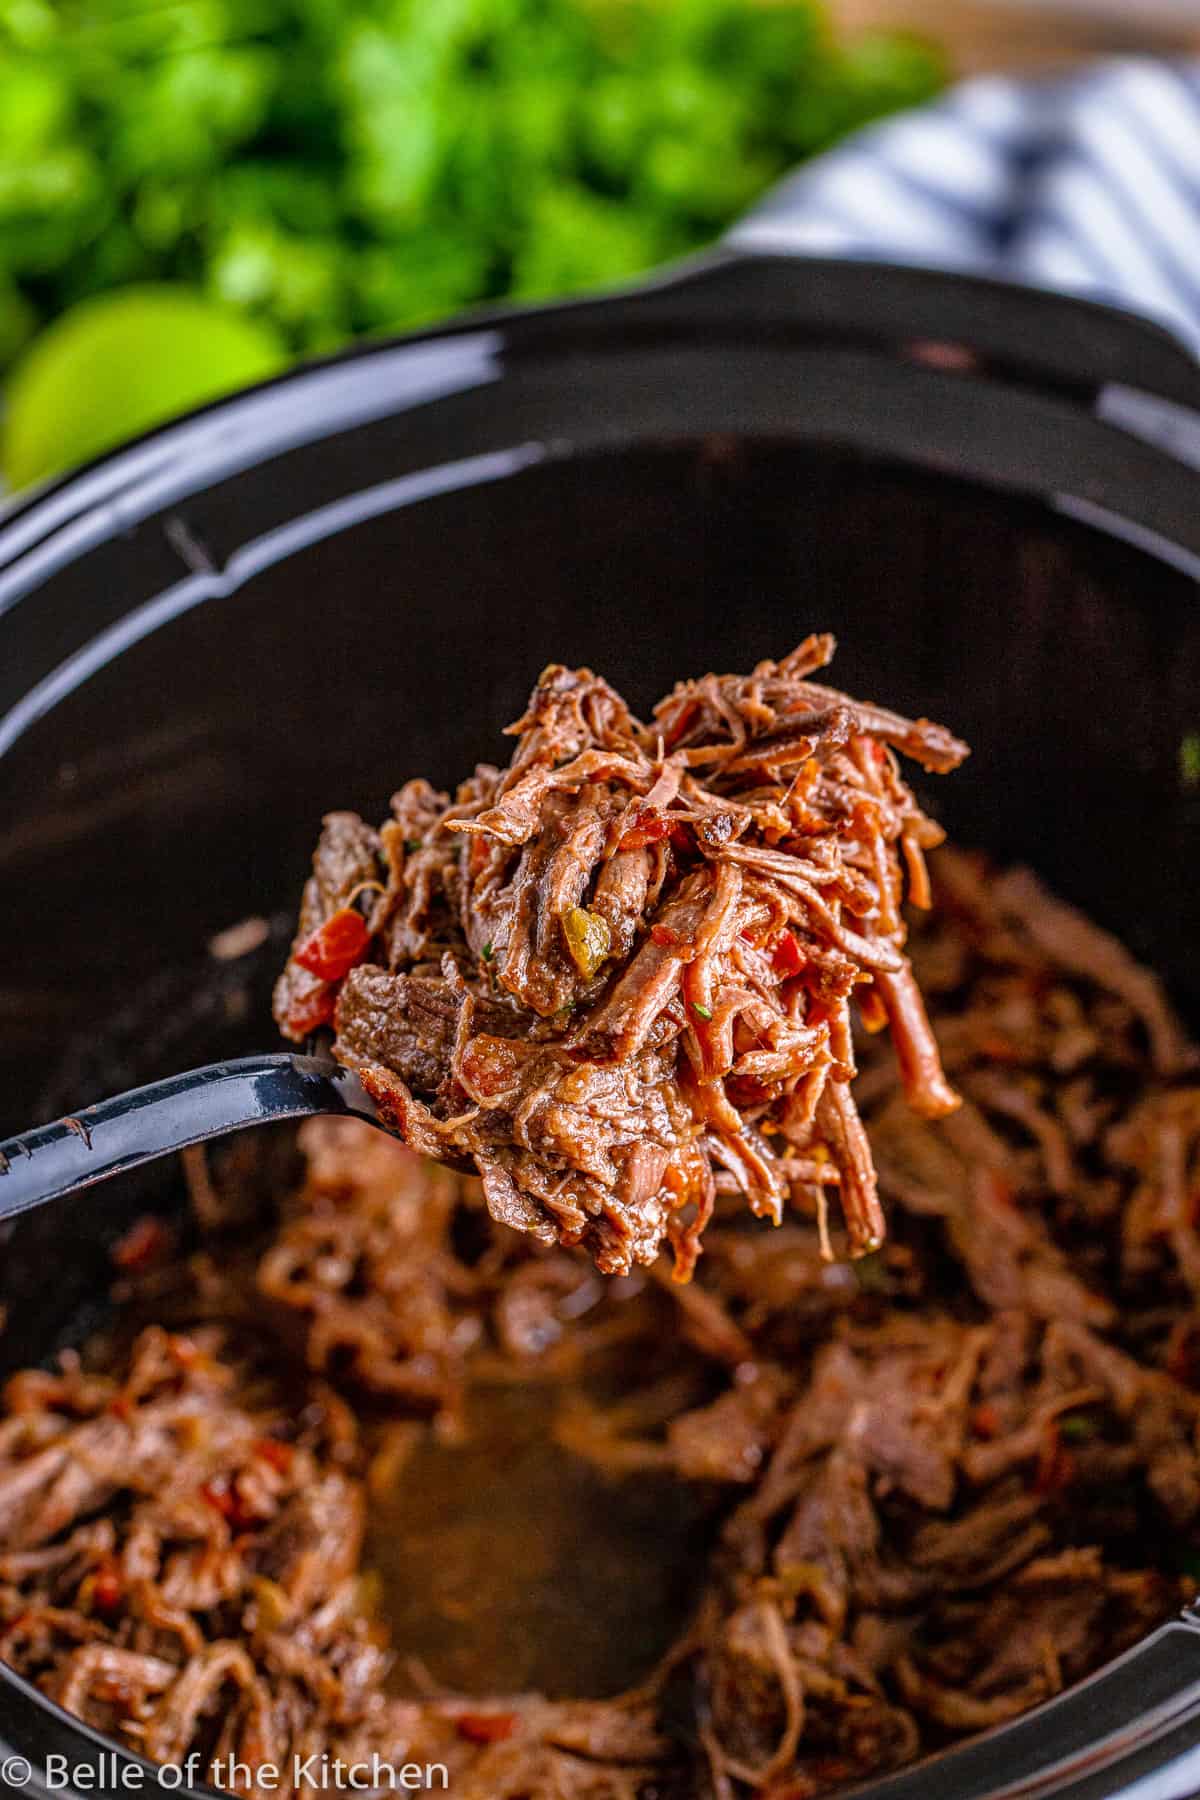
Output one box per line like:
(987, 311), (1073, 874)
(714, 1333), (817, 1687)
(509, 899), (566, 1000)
(3, 249), (1200, 776)
(0, 247), (1199, 1800)
(2, 246), (1200, 583)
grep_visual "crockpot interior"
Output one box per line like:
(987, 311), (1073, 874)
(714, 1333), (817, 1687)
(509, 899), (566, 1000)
(0, 433), (1198, 1775)
(2, 434), (1198, 1350)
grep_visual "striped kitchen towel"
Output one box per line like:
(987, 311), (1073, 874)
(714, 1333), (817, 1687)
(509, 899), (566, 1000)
(728, 58), (1200, 352)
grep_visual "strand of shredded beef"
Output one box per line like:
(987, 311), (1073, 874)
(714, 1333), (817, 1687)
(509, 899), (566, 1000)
(274, 638), (969, 1278)
(1, 851), (1198, 1796)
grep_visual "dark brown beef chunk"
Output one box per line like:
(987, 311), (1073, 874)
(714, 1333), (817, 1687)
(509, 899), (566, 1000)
(336, 966), (460, 1095)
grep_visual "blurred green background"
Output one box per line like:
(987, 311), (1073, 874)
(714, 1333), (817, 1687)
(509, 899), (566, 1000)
(0, 0), (942, 485)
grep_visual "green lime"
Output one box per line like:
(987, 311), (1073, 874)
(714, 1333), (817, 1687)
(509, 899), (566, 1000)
(2, 286), (288, 489)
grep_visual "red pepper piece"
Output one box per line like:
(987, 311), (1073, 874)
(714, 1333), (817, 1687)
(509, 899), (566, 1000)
(294, 907), (370, 981)
(1034, 1424), (1075, 1496)
(651, 924), (680, 948)
(971, 1402), (1000, 1440)
(200, 1476), (255, 1529)
(770, 931), (804, 977)
(456, 1712), (518, 1744)
(282, 980), (337, 1040)
(111, 1215), (171, 1272)
(253, 1437), (294, 1474)
(620, 814), (691, 852)
(620, 816), (670, 849)
(90, 1557), (123, 1616)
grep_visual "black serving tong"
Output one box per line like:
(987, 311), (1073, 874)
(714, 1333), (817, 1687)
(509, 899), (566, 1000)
(0, 1053), (382, 1223)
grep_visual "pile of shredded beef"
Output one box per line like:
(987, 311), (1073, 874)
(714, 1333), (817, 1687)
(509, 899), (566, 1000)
(1, 850), (1199, 1797)
(274, 639), (969, 1278)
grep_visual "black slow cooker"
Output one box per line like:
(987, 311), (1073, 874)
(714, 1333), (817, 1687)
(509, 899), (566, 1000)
(1, 248), (1199, 1799)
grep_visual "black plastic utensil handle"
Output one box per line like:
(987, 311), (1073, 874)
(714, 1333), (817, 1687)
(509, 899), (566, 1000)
(0, 1054), (378, 1223)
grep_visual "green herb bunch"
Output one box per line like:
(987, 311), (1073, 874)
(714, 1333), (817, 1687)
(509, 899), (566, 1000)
(0, 0), (942, 365)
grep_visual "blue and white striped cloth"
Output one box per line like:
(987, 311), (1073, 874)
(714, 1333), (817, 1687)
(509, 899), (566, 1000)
(728, 59), (1200, 354)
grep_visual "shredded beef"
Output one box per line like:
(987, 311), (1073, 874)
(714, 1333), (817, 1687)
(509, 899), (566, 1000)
(274, 639), (969, 1277)
(2, 851), (1199, 1797)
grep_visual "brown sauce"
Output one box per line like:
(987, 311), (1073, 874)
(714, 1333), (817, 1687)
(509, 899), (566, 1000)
(369, 1378), (716, 1699)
